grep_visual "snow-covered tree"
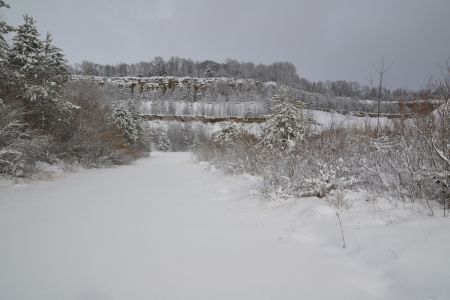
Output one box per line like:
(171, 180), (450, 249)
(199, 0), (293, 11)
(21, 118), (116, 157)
(153, 56), (167, 76)
(9, 15), (43, 79)
(212, 122), (240, 145)
(112, 103), (139, 144)
(259, 86), (310, 152)
(156, 130), (170, 151)
(0, 1), (11, 58)
(43, 32), (69, 87)
(112, 98), (152, 150)
(9, 16), (75, 128)
(127, 98), (143, 132)
(0, 0), (13, 96)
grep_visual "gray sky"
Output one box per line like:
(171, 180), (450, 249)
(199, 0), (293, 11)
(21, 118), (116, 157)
(6, 0), (450, 89)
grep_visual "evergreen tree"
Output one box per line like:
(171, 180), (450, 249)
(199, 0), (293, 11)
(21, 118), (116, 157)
(43, 32), (69, 87)
(9, 14), (48, 109)
(9, 15), (75, 128)
(155, 130), (170, 151)
(153, 56), (167, 76)
(39, 32), (74, 128)
(212, 122), (240, 145)
(9, 15), (44, 80)
(112, 103), (139, 144)
(0, 1), (14, 96)
(259, 87), (310, 152)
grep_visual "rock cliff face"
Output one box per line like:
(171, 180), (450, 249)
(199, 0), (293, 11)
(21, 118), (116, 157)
(73, 75), (437, 118)
(77, 76), (275, 117)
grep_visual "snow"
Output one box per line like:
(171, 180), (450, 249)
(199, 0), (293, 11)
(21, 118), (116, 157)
(308, 109), (389, 129)
(141, 100), (267, 118)
(0, 152), (449, 300)
(139, 100), (389, 129)
(146, 119), (263, 137)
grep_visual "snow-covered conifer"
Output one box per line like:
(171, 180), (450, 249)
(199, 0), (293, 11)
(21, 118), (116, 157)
(112, 104), (139, 145)
(156, 130), (170, 151)
(0, 1), (14, 95)
(259, 86), (310, 152)
(126, 98), (143, 134)
(153, 56), (167, 76)
(212, 122), (240, 145)
(9, 15), (44, 79)
(9, 16), (75, 128)
(43, 32), (69, 87)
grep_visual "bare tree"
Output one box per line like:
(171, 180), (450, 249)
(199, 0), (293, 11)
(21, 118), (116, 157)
(373, 58), (395, 136)
(434, 61), (450, 216)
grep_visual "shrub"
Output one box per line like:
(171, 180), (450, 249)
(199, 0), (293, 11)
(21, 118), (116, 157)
(59, 81), (149, 167)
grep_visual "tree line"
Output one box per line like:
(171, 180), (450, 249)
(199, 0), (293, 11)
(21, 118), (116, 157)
(74, 57), (429, 102)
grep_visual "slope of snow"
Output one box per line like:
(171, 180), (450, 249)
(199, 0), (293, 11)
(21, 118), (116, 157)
(308, 109), (390, 129)
(0, 152), (449, 300)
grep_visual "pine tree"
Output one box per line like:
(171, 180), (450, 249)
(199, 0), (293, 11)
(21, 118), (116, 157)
(9, 16), (75, 128)
(112, 104), (139, 144)
(259, 86), (310, 152)
(212, 122), (240, 145)
(43, 32), (69, 87)
(156, 130), (170, 151)
(9, 14), (47, 109)
(39, 32), (74, 128)
(0, 1), (12, 59)
(0, 1), (14, 96)
(9, 15), (44, 80)
(153, 56), (167, 76)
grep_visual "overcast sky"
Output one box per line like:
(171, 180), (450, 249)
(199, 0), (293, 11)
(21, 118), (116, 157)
(6, 0), (450, 89)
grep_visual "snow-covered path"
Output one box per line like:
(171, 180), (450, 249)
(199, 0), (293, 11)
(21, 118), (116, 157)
(0, 152), (449, 300)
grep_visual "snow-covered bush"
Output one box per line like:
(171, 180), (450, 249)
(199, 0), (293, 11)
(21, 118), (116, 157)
(194, 115), (446, 213)
(193, 123), (259, 174)
(151, 128), (171, 152)
(301, 160), (356, 198)
(58, 81), (149, 166)
(192, 126), (215, 161)
(0, 101), (51, 176)
(212, 122), (241, 145)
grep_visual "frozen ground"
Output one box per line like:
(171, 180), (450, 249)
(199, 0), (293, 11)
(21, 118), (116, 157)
(0, 152), (449, 300)
(307, 109), (389, 129)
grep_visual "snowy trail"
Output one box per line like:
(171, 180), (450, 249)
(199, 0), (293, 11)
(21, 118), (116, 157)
(0, 152), (449, 300)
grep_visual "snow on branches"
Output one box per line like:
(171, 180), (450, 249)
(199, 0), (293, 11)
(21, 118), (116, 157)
(112, 103), (139, 145)
(8, 15), (74, 128)
(259, 86), (311, 152)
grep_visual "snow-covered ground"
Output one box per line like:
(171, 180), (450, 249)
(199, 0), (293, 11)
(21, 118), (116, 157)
(0, 152), (449, 300)
(308, 109), (389, 129)
(140, 100), (388, 129)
